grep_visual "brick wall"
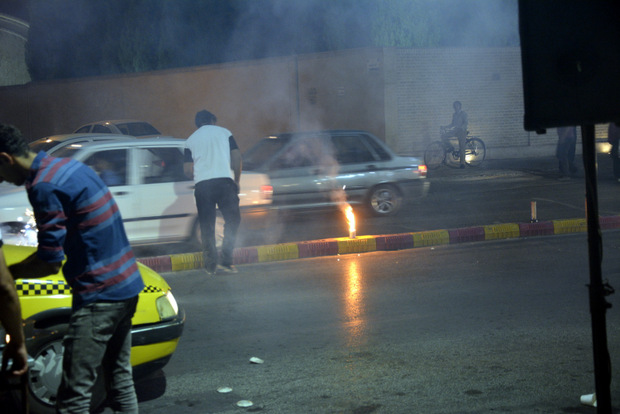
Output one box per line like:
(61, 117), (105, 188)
(0, 46), (609, 158)
(385, 47), (550, 156)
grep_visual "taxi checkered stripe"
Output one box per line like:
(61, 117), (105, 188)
(16, 280), (71, 296)
(15, 281), (163, 296)
(142, 285), (163, 294)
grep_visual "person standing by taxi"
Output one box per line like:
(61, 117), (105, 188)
(0, 232), (28, 378)
(184, 110), (242, 274)
(0, 123), (144, 414)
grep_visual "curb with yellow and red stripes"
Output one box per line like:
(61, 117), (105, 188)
(137, 216), (620, 273)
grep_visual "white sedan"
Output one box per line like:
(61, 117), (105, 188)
(0, 135), (272, 246)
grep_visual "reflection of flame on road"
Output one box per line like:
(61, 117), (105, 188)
(344, 203), (356, 239)
(344, 260), (366, 348)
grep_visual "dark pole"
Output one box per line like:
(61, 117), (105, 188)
(581, 123), (612, 413)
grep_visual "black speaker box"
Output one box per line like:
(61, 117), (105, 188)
(519, 0), (620, 132)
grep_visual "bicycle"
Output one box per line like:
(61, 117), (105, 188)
(424, 128), (486, 170)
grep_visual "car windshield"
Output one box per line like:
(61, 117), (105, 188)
(242, 137), (290, 170)
(119, 122), (160, 136)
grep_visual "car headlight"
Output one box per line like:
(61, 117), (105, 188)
(156, 290), (179, 320)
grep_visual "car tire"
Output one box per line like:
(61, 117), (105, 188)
(22, 324), (106, 414)
(367, 184), (402, 216)
(20, 324), (66, 414)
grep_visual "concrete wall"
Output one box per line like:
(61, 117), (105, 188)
(296, 48), (386, 140)
(385, 47), (538, 155)
(389, 47), (611, 157)
(0, 49), (386, 153)
(0, 46), (609, 158)
(0, 58), (300, 152)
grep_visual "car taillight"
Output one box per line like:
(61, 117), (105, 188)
(261, 184), (273, 199)
(418, 164), (427, 177)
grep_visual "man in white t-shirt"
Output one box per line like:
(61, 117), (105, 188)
(184, 110), (242, 274)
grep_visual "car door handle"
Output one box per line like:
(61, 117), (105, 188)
(366, 165), (377, 170)
(113, 191), (128, 196)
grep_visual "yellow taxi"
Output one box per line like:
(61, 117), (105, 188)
(0, 244), (185, 414)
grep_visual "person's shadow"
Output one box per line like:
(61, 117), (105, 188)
(135, 370), (167, 402)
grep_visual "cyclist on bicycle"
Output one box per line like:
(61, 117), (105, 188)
(441, 101), (468, 169)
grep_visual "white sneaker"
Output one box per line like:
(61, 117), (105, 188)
(217, 264), (238, 274)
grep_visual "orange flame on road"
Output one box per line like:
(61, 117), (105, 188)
(344, 203), (356, 238)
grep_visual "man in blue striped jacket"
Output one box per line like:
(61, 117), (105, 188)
(0, 124), (144, 413)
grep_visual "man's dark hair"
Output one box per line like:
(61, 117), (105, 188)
(0, 124), (30, 157)
(195, 110), (217, 128)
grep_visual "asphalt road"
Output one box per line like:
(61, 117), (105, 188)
(4, 154), (619, 413)
(128, 231), (620, 413)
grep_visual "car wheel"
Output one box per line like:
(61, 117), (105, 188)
(367, 184), (402, 216)
(23, 324), (106, 414)
(23, 324), (66, 414)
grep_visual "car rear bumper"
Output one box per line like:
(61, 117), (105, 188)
(400, 179), (430, 200)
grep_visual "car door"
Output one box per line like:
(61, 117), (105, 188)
(80, 148), (143, 239)
(329, 133), (388, 203)
(131, 144), (196, 243)
(266, 134), (338, 208)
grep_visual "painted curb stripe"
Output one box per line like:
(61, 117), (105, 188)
(257, 243), (300, 262)
(138, 255), (172, 273)
(449, 227), (485, 243)
(519, 221), (554, 237)
(553, 218), (587, 234)
(145, 215), (620, 273)
(600, 216), (620, 230)
(375, 234), (414, 251)
(483, 223), (520, 240)
(234, 247), (259, 264)
(412, 230), (450, 247)
(336, 236), (377, 254)
(170, 252), (203, 272)
(298, 240), (339, 258)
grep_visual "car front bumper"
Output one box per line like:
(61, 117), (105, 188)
(129, 306), (185, 370)
(131, 305), (185, 347)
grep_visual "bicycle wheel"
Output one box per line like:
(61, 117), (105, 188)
(424, 141), (445, 170)
(464, 137), (486, 167)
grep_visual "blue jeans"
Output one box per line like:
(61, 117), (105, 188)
(195, 177), (241, 270)
(56, 296), (139, 414)
(556, 135), (577, 176)
(611, 141), (620, 179)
